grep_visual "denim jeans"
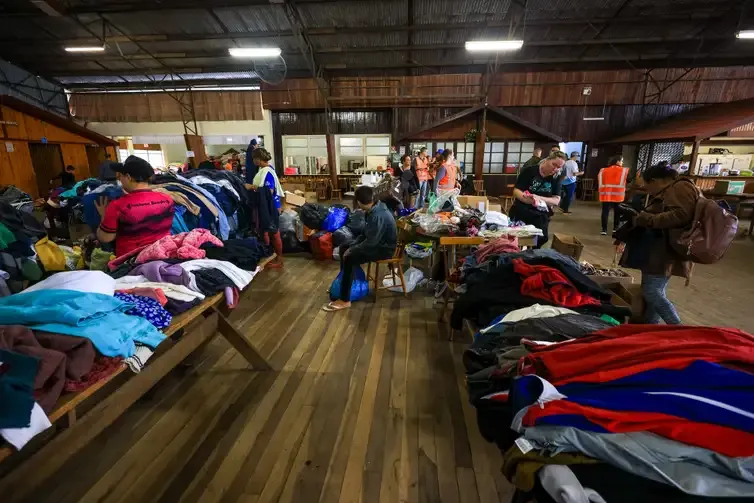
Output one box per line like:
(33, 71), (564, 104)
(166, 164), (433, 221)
(641, 273), (681, 324)
(418, 180), (430, 206)
(559, 182), (577, 213)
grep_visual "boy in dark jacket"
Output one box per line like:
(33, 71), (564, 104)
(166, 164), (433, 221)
(324, 186), (397, 311)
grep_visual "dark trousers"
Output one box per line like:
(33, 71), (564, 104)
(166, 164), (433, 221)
(601, 202), (619, 232)
(338, 244), (391, 301)
(559, 183), (576, 213)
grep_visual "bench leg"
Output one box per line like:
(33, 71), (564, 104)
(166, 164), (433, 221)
(213, 307), (272, 371)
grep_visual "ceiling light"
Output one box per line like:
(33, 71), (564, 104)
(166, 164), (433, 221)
(736, 30), (754, 39)
(465, 40), (524, 52)
(64, 46), (105, 52)
(228, 47), (281, 58)
(582, 117), (605, 121)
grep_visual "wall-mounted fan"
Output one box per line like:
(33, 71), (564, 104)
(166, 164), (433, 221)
(253, 55), (287, 85)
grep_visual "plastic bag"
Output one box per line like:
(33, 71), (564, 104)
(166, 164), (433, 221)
(309, 231), (333, 261)
(300, 203), (326, 230)
(279, 209), (299, 234)
(282, 231), (305, 253)
(382, 266), (424, 293)
(329, 265), (370, 302)
(34, 236), (66, 272)
(427, 188), (460, 214)
(332, 226), (355, 247)
(412, 213), (456, 235)
(405, 241), (433, 259)
(347, 210), (366, 235)
(323, 206), (349, 232)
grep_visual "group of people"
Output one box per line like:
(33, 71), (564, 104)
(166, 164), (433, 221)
(393, 147), (462, 208)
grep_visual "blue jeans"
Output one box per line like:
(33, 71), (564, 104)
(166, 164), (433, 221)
(418, 180), (430, 206)
(560, 182), (577, 213)
(641, 273), (681, 325)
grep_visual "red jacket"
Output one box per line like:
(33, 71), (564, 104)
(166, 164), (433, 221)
(513, 259), (601, 308)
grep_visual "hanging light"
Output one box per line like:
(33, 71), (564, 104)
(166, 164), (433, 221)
(228, 47), (282, 58)
(465, 40), (524, 52)
(64, 46), (105, 52)
(736, 30), (754, 39)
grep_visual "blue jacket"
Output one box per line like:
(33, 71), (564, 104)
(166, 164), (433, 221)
(0, 289), (165, 357)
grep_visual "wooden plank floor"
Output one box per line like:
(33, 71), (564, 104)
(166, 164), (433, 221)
(550, 202), (754, 333)
(10, 203), (753, 503)
(12, 255), (513, 503)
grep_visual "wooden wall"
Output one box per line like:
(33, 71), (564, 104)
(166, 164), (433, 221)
(69, 91), (264, 122)
(0, 104), (114, 197)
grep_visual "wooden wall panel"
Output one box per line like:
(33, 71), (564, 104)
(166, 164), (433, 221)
(70, 91), (264, 123)
(273, 110), (392, 136)
(486, 118), (528, 140)
(417, 116), (478, 140)
(1, 106), (29, 140)
(1, 105), (94, 144)
(61, 143), (91, 179)
(0, 141), (38, 198)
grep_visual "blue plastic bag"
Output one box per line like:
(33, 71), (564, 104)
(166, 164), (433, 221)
(323, 206), (349, 232)
(329, 265), (370, 302)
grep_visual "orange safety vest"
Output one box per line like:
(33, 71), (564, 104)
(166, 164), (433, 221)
(415, 157), (430, 182)
(437, 162), (457, 191)
(598, 165), (629, 202)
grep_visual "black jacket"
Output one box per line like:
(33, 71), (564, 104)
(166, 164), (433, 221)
(349, 201), (397, 258)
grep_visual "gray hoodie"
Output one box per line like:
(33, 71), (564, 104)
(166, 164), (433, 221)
(349, 201), (397, 257)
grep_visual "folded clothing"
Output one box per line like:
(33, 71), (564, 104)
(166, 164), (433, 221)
(114, 276), (205, 302)
(1, 402), (52, 450)
(24, 270), (116, 296)
(64, 356), (123, 392)
(0, 290), (166, 358)
(135, 229), (223, 264)
(114, 292), (172, 329)
(129, 260), (192, 287)
(193, 268), (236, 295)
(117, 287), (168, 306)
(179, 259), (257, 290)
(513, 259), (601, 308)
(0, 348), (38, 429)
(124, 343), (154, 373)
(200, 238), (273, 271)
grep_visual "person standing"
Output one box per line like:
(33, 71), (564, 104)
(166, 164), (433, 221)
(50, 165), (76, 189)
(434, 150), (458, 194)
(247, 148), (284, 269)
(559, 151), (584, 214)
(522, 148), (543, 170)
(98, 153), (117, 181)
(619, 163), (697, 324)
(509, 151), (566, 248)
(598, 155), (629, 235)
(414, 147), (431, 205)
(324, 186), (397, 312)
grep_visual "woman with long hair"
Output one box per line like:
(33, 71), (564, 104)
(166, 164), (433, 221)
(247, 148), (284, 268)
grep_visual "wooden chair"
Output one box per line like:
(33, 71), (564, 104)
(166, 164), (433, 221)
(501, 195), (515, 214)
(366, 240), (407, 301)
(473, 179), (486, 196)
(315, 181), (329, 201)
(581, 178), (595, 200)
(329, 179), (343, 201)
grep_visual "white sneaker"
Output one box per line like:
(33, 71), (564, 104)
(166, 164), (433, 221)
(600, 231), (607, 236)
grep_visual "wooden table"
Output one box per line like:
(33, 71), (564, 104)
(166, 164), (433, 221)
(702, 191), (754, 217)
(0, 254), (276, 500)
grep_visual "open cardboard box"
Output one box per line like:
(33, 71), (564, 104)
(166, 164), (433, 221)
(552, 233), (584, 261)
(456, 195), (489, 212)
(606, 283), (645, 323)
(586, 263), (634, 289)
(284, 191), (306, 208)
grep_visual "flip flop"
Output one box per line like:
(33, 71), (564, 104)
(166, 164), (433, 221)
(322, 302), (350, 312)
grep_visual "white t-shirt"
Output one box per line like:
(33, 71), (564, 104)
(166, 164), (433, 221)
(563, 159), (580, 184)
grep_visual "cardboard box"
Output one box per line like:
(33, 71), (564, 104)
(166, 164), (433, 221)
(305, 191), (318, 203)
(284, 191), (306, 208)
(551, 233), (584, 261)
(488, 203), (502, 213)
(585, 263), (634, 289)
(456, 195), (489, 212)
(608, 283), (645, 323)
(282, 182), (307, 194)
(713, 180), (746, 195)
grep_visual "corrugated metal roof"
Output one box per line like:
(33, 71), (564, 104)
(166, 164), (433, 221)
(101, 10), (225, 36)
(213, 6), (291, 33)
(297, 0), (406, 28)
(312, 32), (406, 50)
(413, 0), (512, 24)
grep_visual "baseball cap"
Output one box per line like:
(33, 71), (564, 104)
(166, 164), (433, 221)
(570, 151), (580, 157)
(116, 155), (154, 180)
(435, 149), (444, 155)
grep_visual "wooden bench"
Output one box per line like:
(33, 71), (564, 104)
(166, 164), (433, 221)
(0, 255), (276, 500)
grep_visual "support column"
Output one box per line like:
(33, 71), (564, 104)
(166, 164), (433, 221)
(326, 134), (338, 188)
(689, 139), (701, 176)
(473, 107), (487, 180)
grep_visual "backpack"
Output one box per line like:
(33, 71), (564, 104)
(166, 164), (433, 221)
(669, 194), (738, 264)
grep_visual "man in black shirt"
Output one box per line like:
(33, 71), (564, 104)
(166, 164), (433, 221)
(509, 151), (567, 248)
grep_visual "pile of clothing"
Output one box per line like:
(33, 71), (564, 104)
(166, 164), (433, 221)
(451, 249), (629, 330)
(0, 185), (34, 213)
(411, 206), (543, 239)
(0, 201), (46, 294)
(465, 319), (754, 502)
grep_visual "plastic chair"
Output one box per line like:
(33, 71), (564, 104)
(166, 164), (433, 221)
(366, 240), (407, 302)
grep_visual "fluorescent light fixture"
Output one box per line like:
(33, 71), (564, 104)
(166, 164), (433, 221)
(465, 40), (524, 52)
(582, 117), (605, 121)
(227, 137), (234, 142)
(64, 46), (105, 52)
(69, 85), (261, 94)
(736, 30), (754, 39)
(228, 47), (281, 58)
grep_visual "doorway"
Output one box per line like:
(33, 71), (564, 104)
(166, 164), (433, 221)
(86, 145), (106, 178)
(28, 143), (64, 197)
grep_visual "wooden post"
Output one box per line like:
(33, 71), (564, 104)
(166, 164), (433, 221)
(184, 134), (207, 169)
(689, 139), (701, 176)
(326, 134), (338, 188)
(474, 107), (487, 181)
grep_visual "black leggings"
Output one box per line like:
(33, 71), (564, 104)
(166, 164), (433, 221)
(601, 202), (618, 232)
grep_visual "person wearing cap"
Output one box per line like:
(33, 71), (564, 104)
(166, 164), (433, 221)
(522, 148), (543, 170)
(94, 156), (175, 257)
(559, 151), (584, 214)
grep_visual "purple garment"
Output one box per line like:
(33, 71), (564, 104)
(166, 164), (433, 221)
(129, 261), (192, 287)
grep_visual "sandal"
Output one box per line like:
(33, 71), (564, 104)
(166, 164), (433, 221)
(322, 302), (350, 312)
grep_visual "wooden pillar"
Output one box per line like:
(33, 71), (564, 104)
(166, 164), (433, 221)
(689, 139), (701, 176)
(184, 134), (207, 169)
(473, 108), (487, 181)
(326, 134), (338, 188)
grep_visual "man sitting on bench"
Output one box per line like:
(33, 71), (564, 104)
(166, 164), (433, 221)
(323, 186), (397, 312)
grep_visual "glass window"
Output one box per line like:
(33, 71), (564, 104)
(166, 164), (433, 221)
(283, 135), (328, 175)
(132, 149), (165, 168)
(337, 135), (391, 173)
(505, 140), (536, 174)
(118, 149), (129, 162)
(482, 142), (507, 174)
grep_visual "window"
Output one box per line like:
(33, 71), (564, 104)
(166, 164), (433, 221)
(117, 149), (129, 162)
(483, 142), (506, 174)
(432, 141), (475, 174)
(282, 135), (327, 175)
(132, 149), (165, 168)
(337, 135), (391, 173)
(506, 141), (536, 174)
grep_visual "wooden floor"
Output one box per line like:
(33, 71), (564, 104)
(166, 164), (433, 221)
(11, 203), (754, 503)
